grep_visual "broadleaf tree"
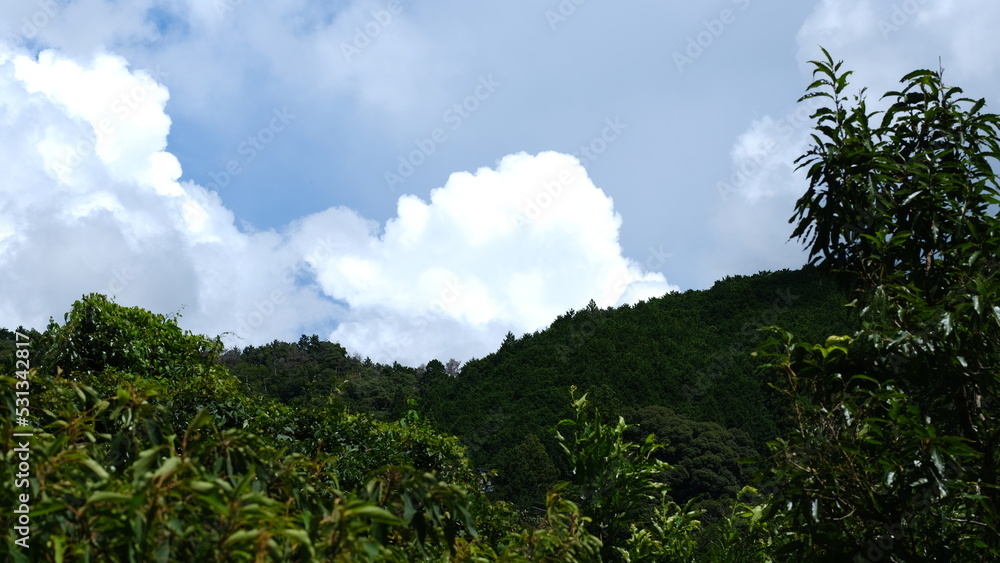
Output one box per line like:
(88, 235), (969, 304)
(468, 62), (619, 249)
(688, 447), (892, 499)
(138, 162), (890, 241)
(764, 48), (1000, 560)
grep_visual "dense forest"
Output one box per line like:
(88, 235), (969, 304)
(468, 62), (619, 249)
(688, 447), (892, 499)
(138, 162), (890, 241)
(214, 263), (854, 513)
(3, 51), (999, 561)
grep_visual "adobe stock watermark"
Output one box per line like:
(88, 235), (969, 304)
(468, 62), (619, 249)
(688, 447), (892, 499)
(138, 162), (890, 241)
(341, 1), (403, 62)
(570, 117), (628, 168)
(110, 68), (171, 122)
(715, 96), (823, 202)
(214, 0), (247, 19)
(50, 66), (170, 177)
(18, 0), (63, 39)
(545, 0), (589, 31)
(231, 234), (344, 340)
(384, 74), (501, 191)
(554, 244), (672, 361)
(235, 289), (288, 339)
(878, 0), (929, 40)
(103, 265), (137, 298)
(10, 330), (34, 550)
(379, 274), (469, 360)
(305, 235), (341, 266)
(673, 0), (751, 73)
(606, 244), (673, 301)
(682, 286), (800, 402)
(204, 107), (295, 192)
(507, 117), (626, 227)
(510, 167), (576, 227)
(854, 461), (961, 562)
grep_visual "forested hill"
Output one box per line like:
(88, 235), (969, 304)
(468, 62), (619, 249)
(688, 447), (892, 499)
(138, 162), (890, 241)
(417, 266), (856, 484)
(165, 265), (855, 511)
(92, 264), (853, 510)
(214, 266), (855, 465)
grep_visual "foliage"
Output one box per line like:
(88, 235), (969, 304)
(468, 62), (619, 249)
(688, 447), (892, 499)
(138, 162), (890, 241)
(222, 336), (419, 420)
(36, 293), (246, 433)
(2, 296), (728, 561)
(1, 297), (495, 561)
(420, 266), (855, 511)
(757, 331), (982, 560)
(1, 370), (455, 561)
(554, 388), (668, 559)
(627, 405), (757, 505)
(696, 487), (776, 562)
(493, 433), (559, 511)
(205, 268), (854, 521)
(762, 48), (1000, 560)
(40, 293), (222, 388)
(488, 486), (605, 563)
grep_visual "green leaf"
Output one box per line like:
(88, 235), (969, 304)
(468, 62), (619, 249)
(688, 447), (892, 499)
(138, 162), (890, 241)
(187, 408), (214, 435)
(347, 504), (405, 526)
(132, 445), (167, 486)
(82, 458), (110, 480)
(86, 491), (133, 504)
(281, 528), (312, 547)
(224, 529), (261, 545)
(900, 69), (935, 83)
(152, 456), (183, 481)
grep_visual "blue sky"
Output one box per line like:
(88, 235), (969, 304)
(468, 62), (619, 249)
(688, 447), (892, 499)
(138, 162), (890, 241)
(2, 0), (998, 365)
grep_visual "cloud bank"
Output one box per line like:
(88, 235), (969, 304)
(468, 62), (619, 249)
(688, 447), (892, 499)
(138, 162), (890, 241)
(297, 151), (676, 364)
(0, 45), (674, 366)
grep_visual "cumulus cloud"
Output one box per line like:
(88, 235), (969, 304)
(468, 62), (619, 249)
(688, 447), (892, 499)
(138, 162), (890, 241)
(296, 151), (677, 365)
(0, 45), (674, 366)
(701, 94), (823, 284)
(0, 46), (337, 344)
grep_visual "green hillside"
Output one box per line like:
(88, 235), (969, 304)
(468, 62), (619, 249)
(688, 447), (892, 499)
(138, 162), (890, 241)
(206, 266), (855, 510)
(418, 267), (856, 504)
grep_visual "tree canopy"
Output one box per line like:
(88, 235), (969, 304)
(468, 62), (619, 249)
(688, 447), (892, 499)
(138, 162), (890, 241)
(761, 48), (1000, 560)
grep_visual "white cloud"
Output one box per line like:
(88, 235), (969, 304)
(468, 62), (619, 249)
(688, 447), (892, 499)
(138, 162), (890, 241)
(719, 97), (820, 204)
(615, 280), (673, 307)
(296, 151), (677, 365)
(0, 46), (337, 344)
(0, 45), (674, 367)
